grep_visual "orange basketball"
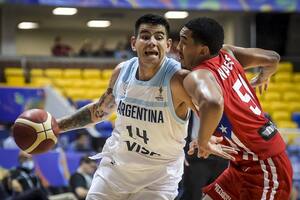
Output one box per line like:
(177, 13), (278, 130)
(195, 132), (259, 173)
(13, 109), (60, 154)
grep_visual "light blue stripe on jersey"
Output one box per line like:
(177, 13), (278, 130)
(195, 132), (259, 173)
(112, 57), (137, 97)
(121, 57), (137, 83)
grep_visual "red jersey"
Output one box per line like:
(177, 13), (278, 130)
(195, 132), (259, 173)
(193, 50), (286, 161)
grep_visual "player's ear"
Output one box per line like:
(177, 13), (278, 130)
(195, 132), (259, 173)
(166, 38), (172, 53)
(131, 36), (137, 52)
(199, 45), (210, 56)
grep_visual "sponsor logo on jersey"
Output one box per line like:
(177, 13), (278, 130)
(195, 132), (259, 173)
(117, 100), (164, 123)
(214, 183), (231, 200)
(155, 86), (164, 101)
(124, 140), (161, 157)
(258, 120), (278, 141)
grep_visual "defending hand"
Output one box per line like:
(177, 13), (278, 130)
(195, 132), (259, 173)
(188, 136), (237, 161)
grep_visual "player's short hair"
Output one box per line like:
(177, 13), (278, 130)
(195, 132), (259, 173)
(184, 17), (224, 55)
(135, 14), (170, 37)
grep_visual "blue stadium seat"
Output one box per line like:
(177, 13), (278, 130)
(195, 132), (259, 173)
(65, 151), (84, 174)
(75, 99), (92, 108)
(95, 121), (113, 138)
(292, 112), (300, 127)
(34, 151), (68, 187)
(0, 129), (10, 140)
(0, 148), (19, 168)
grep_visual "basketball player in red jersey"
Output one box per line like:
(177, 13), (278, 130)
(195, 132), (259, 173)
(177, 17), (293, 200)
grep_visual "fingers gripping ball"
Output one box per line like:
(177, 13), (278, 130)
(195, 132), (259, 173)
(13, 109), (59, 154)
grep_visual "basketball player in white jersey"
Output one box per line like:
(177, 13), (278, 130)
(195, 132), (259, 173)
(57, 14), (236, 200)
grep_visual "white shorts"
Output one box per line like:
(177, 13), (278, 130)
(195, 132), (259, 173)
(86, 156), (183, 200)
(86, 172), (178, 200)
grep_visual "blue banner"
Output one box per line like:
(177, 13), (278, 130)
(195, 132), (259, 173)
(3, 0), (300, 12)
(0, 87), (45, 123)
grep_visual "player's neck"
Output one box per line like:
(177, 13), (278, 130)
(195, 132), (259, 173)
(192, 53), (218, 69)
(137, 60), (163, 81)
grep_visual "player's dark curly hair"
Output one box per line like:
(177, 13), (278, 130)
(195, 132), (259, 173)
(135, 14), (170, 37)
(184, 17), (224, 55)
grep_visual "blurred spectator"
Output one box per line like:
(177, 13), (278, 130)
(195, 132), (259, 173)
(78, 39), (94, 57)
(167, 39), (180, 61)
(8, 151), (49, 199)
(68, 131), (92, 152)
(3, 133), (18, 149)
(124, 35), (136, 57)
(93, 40), (113, 57)
(2, 123), (18, 149)
(51, 36), (73, 57)
(114, 41), (133, 59)
(69, 156), (97, 200)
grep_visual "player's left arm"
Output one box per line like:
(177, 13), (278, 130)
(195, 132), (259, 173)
(222, 44), (280, 92)
(183, 69), (224, 157)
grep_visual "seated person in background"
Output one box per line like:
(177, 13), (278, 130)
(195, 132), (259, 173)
(68, 131), (93, 152)
(69, 156), (97, 200)
(3, 133), (18, 149)
(2, 123), (18, 149)
(93, 40), (114, 57)
(114, 41), (133, 59)
(78, 39), (94, 57)
(9, 151), (48, 199)
(51, 36), (73, 57)
(2, 134), (18, 149)
(167, 36), (180, 61)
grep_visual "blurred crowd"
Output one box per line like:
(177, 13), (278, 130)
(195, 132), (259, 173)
(51, 36), (134, 59)
(0, 150), (96, 200)
(50, 35), (180, 61)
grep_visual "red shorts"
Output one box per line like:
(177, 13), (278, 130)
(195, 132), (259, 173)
(203, 151), (293, 200)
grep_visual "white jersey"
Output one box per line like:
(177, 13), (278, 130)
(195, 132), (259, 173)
(94, 57), (189, 193)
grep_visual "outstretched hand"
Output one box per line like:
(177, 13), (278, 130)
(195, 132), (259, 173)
(250, 72), (270, 95)
(188, 136), (237, 161)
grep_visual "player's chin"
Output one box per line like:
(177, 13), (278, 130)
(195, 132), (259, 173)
(143, 55), (161, 63)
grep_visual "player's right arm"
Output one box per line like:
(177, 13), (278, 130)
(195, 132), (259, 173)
(222, 44), (280, 93)
(57, 63), (122, 133)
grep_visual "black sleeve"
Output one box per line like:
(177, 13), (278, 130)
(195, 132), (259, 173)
(69, 173), (86, 192)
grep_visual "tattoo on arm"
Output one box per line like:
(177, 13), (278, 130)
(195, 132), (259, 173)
(58, 88), (116, 132)
(58, 107), (92, 132)
(91, 88), (115, 121)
